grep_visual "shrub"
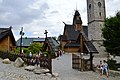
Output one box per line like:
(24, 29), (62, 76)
(107, 59), (118, 70)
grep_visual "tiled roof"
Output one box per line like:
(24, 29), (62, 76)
(81, 32), (98, 53)
(84, 41), (98, 53)
(46, 37), (59, 51)
(63, 24), (88, 41)
(16, 37), (45, 47)
(33, 38), (45, 42)
(0, 28), (10, 40)
(64, 24), (80, 40)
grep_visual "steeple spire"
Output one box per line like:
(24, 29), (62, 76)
(73, 10), (82, 31)
(76, 2), (77, 10)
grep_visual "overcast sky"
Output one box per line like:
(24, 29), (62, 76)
(0, 0), (120, 40)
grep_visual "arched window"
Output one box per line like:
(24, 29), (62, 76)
(99, 12), (101, 17)
(89, 4), (91, 9)
(98, 2), (102, 7)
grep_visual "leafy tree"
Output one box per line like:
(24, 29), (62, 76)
(28, 42), (43, 54)
(23, 48), (30, 55)
(52, 36), (57, 41)
(15, 47), (20, 54)
(57, 34), (61, 41)
(102, 11), (120, 56)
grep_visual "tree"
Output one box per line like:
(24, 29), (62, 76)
(102, 11), (120, 56)
(57, 34), (61, 41)
(28, 42), (43, 54)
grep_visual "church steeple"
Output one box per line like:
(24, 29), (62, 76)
(73, 10), (82, 31)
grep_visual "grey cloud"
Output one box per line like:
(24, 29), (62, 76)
(50, 11), (59, 14)
(0, 0), (49, 27)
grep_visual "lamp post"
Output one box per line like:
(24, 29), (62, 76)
(81, 52), (84, 71)
(20, 27), (24, 55)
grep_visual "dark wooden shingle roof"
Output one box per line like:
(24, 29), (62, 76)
(63, 24), (79, 40)
(45, 37), (59, 52)
(0, 27), (16, 46)
(81, 32), (98, 53)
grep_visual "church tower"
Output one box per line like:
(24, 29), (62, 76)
(73, 10), (82, 31)
(87, 0), (107, 57)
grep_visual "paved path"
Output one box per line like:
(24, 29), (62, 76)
(53, 54), (120, 80)
(0, 54), (120, 80)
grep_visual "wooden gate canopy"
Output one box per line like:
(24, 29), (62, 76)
(82, 32), (98, 53)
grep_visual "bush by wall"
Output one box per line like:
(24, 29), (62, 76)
(107, 59), (118, 70)
(0, 51), (18, 61)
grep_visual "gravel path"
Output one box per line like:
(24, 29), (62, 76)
(0, 54), (120, 80)
(0, 58), (56, 80)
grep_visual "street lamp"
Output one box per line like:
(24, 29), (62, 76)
(81, 52), (84, 71)
(20, 27), (24, 54)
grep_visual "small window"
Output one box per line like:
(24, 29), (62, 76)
(89, 14), (91, 17)
(100, 24), (102, 27)
(89, 4), (91, 9)
(99, 12), (101, 16)
(98, 2), (102, 7)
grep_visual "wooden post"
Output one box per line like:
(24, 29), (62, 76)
(80, 34), (83, 53)
(90, 52), (93, 71)
(48, 51), (52, 74)
(80, 33), (84, 71)
(8, 36), (10, 52)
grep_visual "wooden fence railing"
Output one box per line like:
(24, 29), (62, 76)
(0, 52), (52, 73)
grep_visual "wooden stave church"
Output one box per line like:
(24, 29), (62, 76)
(60, 10), (98, 54)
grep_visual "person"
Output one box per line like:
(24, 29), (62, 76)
(28, 52), (32, 65)
(102, 60), (109, 78)
(97, 61), (103, 75)
(29, 52), (32, 59)
(59, 50), (62, 56)
(35, 54), (40, 67)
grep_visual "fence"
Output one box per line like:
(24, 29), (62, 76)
(0, 51), (52, 73)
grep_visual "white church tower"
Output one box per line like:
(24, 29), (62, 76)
(87, 0), (107, 57)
